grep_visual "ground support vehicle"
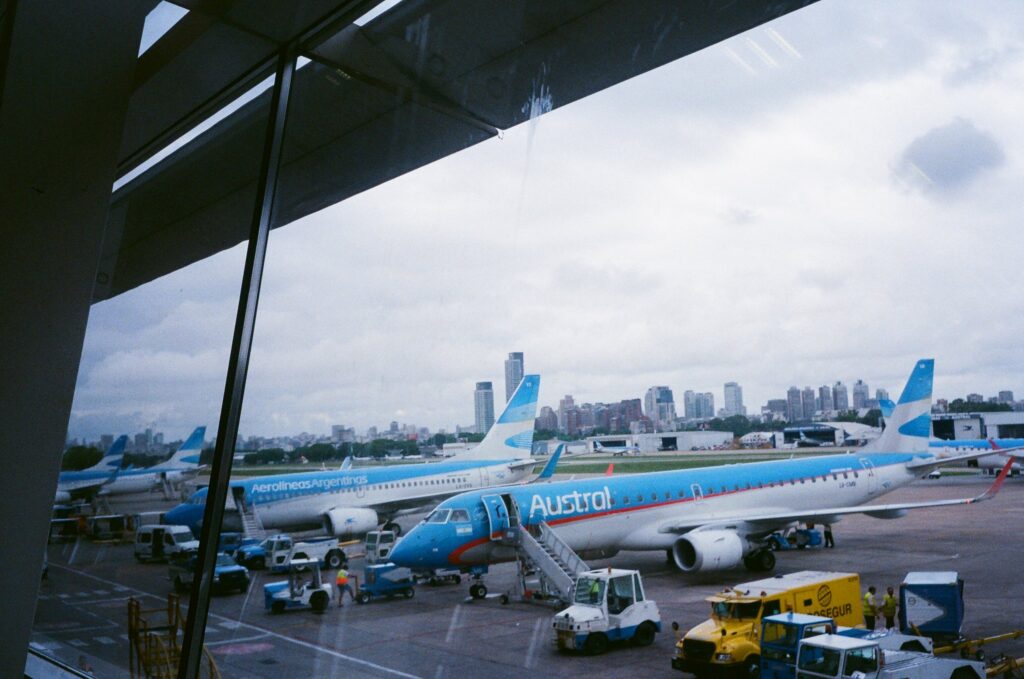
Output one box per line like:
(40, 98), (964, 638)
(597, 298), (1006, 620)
(934, 630), (1024, 663)
(355, 563), (416, 604)
(169, 552), (250, 594)
(217, 531), (259, 556)
(236, 534), (347, 572)
(365, 530), (397, 564)
(759, 613), (937, 678)
(673, 571), (862, 676)
(767, 528), (822, 551)
(553, 568), (660, 656)
(263, 558), (333, 613)
(134, 524), (199, 562)
(899, 571), (965, 642)
(795, 633), (984, 678)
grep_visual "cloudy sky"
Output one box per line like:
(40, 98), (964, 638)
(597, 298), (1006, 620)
(69, 1), (1024, 442)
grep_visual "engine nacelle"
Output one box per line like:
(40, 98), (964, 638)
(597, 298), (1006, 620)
(671, 530), (746, 572)
(323, 507), (379, 538)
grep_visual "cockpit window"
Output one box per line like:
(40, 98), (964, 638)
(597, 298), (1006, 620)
(426, 509), (451, 524)
(449, 509), (470, 523)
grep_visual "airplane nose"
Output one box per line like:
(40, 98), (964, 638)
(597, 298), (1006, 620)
(390, 528), (433, 568)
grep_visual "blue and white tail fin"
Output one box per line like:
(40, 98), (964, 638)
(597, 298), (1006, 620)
(535, 444), (564, 480)
(161, 426), (205, 469)
(864, 359), (933, 453)
(878, 399), (896, 419)
(455, 374), (540, 460)
(86, 435), (128, 472)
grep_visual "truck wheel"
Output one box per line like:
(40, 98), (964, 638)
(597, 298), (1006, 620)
(271, 600), (285, 615)
(356, 591), (371, 605)
(403, 588), (415, 599)
(325, 550), (343, 569)
(500, 594), (509, 605)
(310, 591), (328, 613)
(633, 621), (656, 647)
(470, 583), (487, 599)
(584, 633), (609, 656)
(743, 655), (760, 677)
(293, 553), (309, 571)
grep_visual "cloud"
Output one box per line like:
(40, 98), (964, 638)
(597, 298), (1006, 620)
(893, 118), (1005, 196)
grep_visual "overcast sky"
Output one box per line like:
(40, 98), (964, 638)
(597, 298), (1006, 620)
(69, 1), (1024, 442)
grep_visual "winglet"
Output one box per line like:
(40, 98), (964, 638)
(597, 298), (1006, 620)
(536, 443), (563, 480)
(605, 463), (614, 476)
(340, 456), (353, 471)
(972, 455), (1016, 503)
(879, 399), (896, 419)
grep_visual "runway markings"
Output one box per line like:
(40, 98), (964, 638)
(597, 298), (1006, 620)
(443, 604), (463, 643)
(523, 617), (545, 669)
(95, 636), (115, 645)
(49, 562), (423, 679)
(68, 639), (88, 647)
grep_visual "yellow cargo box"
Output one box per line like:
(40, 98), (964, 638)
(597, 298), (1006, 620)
(672, 571), (862, 676)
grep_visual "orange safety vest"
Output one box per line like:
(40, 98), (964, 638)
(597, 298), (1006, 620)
(336, 569), (349, 586)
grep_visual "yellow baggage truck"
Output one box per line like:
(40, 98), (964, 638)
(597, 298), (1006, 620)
(672, 570), (862, 677)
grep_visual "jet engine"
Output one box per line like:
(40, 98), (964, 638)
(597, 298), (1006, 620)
(671, 530), (745, 572)
(323, 507), (379, 538)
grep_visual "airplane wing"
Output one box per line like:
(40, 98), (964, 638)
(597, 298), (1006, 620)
(905, 445), (1024, 471)
(657, 456), (1016, 536)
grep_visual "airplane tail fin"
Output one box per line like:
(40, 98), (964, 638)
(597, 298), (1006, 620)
(878, 398), (896, 419)
(535, 444), (563, 480)
(161, 426), (205, 469)
(88, 435), (128, 472)
(454, 374), (540, 460)
(864, 359), (933, 453)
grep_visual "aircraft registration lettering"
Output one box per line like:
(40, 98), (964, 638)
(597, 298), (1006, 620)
(529, 486), (611, 518)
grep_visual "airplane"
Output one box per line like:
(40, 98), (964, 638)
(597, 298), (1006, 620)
(593, 440), (640, 456)
(879, 399), (1023, 474)
(96, 426), (206, 496)
(164, 375), (544, 538)
(54, 435), (128, 502)
(390, 359), (1022, 583)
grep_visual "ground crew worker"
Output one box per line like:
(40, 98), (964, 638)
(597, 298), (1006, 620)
(823, 524), (834, 548)
(882, 586), (898, 631)
(336, 567), (354, 607)
(589, 578), (601, 604)
(863, 586), (878, 630)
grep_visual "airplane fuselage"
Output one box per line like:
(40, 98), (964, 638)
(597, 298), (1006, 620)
(392, 452), (925, 570)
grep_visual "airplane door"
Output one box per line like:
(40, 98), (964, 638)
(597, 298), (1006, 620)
(690, 484), (704, 501)
(356, 480), (366, 499)
(860, 459), (877, 494)
(480, 494), (509, 540)
(479, 467), (490, 488)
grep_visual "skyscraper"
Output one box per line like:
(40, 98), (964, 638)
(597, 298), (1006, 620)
(474, 381), (494, 434)
(801, 387), (816, 420)
(852, 379), (869, 409)
(504, 352), (524, 402)
(786, 386), (802, 421)
(683, 390), (697, 420)
(875, 388), (889, 403)
(833, 381), (849, 411)
(723, 382), (746, 417)
(696, 392), (715, 420)
(644, 386), (677, 431)
(558, 394), (576, 432)
(818, 385), (833, 413)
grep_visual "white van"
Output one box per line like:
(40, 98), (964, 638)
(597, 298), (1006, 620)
(134, 524), (199, 562)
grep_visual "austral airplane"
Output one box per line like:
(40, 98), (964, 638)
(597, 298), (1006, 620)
(165, 376), (547, 538)
(390, 360), (1021, 582)
(593, 440), (641, 456)
(54, 435), (128, 502)
(97, 426), (206, 496)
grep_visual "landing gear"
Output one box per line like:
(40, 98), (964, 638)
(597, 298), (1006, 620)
(382, 521), (402, 536)
(743, 549), (776, 573)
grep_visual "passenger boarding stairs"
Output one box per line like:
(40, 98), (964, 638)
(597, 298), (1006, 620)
(232, 491), (266, 539)
(514, 521), (588, 604)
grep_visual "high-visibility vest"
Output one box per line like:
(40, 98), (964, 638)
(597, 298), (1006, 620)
(336, 569), (349, 585)
(882, 594), (897, 616)
(863, 592), (877, 616)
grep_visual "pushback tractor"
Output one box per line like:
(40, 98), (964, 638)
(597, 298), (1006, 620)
(553, 568), (661, 655)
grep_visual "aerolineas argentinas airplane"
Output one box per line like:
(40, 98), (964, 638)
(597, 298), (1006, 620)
(390, 360), (1019, 577)
(164, 375), (544, 537)
(54, 435), (128, 502)
(98, 426), (206, 496)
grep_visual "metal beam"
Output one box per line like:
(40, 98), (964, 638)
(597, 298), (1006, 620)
(177, 41), (296, 679)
